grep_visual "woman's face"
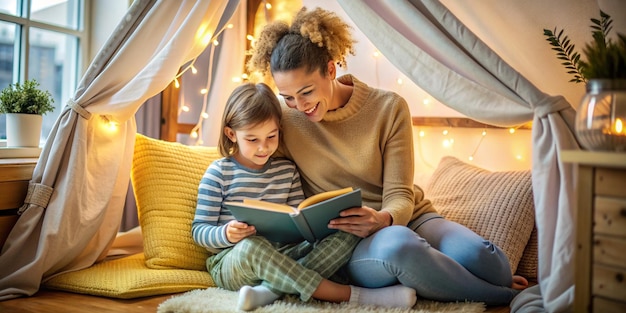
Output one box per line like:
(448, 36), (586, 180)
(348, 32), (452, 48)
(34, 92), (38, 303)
(273, 63), (335, 123)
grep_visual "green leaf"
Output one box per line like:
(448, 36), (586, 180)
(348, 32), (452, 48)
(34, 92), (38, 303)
(543, 9), (625, 83)
(0, 79), (55, 115)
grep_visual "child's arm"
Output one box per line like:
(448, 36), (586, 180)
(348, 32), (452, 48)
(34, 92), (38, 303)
(192, 162), (236, 250)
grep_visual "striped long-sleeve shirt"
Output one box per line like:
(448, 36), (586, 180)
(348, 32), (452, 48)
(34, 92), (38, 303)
(192, 157), (305, 253)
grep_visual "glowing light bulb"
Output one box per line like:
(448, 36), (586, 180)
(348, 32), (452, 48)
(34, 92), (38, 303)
(509, 128), (515, 134)
(227, 24), (233, 29)
(201, 33), (212, 46)
(246, 34), (254, 41)
(241, 73), (249, 80)
(200, 88), (208, 94)
(174, 78), (180, 88)
(101, 116), (118, 132)
(190, 131), (198, 138)
(191, 65), (198, 74)
(615, 118), (623, 134)
(181, 105), (190, 112)
(232, 77), (242, 83)
(108, 121), (118, 132)
(213, 40), (219, 46)
(442, 130), (449, 135)
(422, 98), (430, 105)
(482, 130), (487, 136)
(397, 78), (403, 85)
(201, 112), (209, 119)
(373, 51), (380, 58)
(265, 2), (272, 9)
(468, 155), (474, 161)
(442, 139), (452, 148)
(419, 130), (425, 137)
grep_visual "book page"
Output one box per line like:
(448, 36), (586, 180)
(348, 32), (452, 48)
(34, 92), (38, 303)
(297, 187), (354, 209)
(241, 199), (297, 214)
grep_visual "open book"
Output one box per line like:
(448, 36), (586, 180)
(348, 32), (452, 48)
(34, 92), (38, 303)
(224, 187), (361, 243)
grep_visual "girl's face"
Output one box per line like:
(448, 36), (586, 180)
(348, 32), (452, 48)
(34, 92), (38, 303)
(224, 119), (279, 170)
(273, 62), (336, 123)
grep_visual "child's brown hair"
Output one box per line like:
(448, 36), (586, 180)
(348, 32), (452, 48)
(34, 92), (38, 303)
(219, 82), (282, 157)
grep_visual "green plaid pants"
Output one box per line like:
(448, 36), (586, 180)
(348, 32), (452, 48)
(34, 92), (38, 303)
(207, 231), (360, 301)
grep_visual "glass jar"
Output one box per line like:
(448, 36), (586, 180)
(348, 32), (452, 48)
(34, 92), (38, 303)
(575, 79), (626, 152)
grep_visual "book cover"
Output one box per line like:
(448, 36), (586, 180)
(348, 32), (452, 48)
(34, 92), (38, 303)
(224, 187), (362, 243)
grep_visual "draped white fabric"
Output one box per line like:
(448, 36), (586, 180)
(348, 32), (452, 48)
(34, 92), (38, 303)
(337, 0), (582, 312)
(0, 0), (240, 300)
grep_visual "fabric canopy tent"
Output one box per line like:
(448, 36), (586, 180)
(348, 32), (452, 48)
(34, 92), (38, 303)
(0, 0), (240, 300)
(336, 0), (581, 312)
(0, 0), (618, 311)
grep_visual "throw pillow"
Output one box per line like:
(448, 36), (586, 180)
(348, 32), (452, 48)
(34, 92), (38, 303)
(424, 156), (535, 275)
(516, 226), (538, 280)
(44, 253), (214, 298)
(132, 134), (221, 271)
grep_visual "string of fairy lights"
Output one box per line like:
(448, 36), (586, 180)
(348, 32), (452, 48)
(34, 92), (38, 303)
(369, 50), (529, 166)
(165, 1), (529, 164)
(171, 2), (275, 145)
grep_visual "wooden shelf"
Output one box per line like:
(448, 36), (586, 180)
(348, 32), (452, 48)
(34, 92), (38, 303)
(412, 117), (532, 129)
(0, 158), (38, 250)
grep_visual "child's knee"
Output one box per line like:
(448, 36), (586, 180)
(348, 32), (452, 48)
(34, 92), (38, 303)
(233, 236), (273, 256)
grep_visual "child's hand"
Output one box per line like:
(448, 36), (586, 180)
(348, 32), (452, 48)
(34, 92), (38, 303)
(226, 220), (256, 243)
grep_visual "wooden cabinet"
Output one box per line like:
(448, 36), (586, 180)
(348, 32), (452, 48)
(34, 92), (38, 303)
(0, 158), (37, 250)
(562, 151), (626, 312)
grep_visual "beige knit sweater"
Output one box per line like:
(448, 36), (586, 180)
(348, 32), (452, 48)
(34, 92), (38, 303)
(279, 74), (435, 226)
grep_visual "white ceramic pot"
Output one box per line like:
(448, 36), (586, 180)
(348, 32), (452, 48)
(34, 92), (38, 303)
(6, 113), (43, 147)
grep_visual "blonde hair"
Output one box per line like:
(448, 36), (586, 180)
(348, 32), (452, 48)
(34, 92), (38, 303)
(218, 83), (282, 157)
(247, 7), (356, 78)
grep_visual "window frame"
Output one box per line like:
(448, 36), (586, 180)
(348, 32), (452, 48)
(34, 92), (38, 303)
(0, 0), (90, 155)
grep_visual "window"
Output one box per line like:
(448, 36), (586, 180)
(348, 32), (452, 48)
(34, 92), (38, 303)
(0, 0), (87, 146)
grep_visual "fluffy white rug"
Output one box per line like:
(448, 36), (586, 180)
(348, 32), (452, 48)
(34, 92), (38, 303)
(157, 287), (486, 313)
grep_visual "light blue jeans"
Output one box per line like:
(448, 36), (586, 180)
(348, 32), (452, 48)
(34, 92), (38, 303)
(346, 213), (520, 306)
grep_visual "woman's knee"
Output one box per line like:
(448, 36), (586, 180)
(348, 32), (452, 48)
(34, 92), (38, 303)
(347, 226), (428, 287)
(440, 235), (513, 286)
(355, 226), (428, 263)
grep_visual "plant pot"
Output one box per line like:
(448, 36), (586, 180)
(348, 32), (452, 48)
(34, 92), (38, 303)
(5, 113), (43, 147)
(575, 79), (626, 152)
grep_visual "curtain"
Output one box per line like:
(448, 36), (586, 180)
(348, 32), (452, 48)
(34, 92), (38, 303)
(120, 94), (163, 233)
(337, 0), (582, 312)
(0, 0), (240, 300)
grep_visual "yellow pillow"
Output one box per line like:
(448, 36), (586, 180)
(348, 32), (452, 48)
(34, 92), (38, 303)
(44, 253), (214, 299)
(132, 134), (221, 271)
(425, 156), (535, 276)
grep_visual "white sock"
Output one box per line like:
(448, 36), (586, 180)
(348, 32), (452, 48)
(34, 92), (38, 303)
(236, 285), (281, 311)
(349, 284), (417, 308)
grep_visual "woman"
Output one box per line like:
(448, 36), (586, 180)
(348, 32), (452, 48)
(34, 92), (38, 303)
(247, 7), (528, 306)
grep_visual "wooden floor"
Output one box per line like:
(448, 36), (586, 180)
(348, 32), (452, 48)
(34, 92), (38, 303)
(0, 289), (176, 313)
(0, 288), (511, 313)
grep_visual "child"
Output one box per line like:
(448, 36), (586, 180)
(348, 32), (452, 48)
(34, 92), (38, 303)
(192, 82), (417, 311)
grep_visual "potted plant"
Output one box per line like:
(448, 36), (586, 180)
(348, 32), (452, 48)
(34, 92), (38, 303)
(0, 79), (55, 147)
(544, 10), (626, 151)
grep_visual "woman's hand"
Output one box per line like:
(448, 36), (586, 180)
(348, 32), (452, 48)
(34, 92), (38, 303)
(328, 206), (392, 238)
(226, 220), (256, 243)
